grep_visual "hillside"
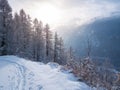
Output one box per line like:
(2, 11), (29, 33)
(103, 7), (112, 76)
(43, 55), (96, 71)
(0, 56), (93, 90)
(63, 16), (120, 70)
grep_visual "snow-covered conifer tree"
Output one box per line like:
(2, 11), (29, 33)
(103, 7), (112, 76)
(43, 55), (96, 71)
(0, 0), (12, 55)
(44, 24), (53, 63)
(32, 19), (45, 61)
(54, 33), (66, 65)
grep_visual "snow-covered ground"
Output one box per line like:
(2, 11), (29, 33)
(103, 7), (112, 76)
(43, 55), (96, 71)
(0, 56), (93, 90)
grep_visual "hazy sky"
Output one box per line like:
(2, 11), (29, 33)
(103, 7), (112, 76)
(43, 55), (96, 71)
(8, 0), (120, 30)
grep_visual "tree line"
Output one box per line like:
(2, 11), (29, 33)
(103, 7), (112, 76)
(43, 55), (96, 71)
(0, 0), (68, 64)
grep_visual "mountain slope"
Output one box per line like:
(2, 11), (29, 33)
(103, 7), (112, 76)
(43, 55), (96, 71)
(64, 16), (120, 70)
(0, 56), (92, 90)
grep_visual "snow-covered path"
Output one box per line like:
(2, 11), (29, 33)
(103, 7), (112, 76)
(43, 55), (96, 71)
(0, 56), (91, 90)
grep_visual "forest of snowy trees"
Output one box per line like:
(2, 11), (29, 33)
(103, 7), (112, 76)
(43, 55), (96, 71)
(0, 0), (68, 65)
(0, 0), (120, 90)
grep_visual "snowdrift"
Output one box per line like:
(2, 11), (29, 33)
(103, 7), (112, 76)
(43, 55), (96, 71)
(0, 56), (92, 90)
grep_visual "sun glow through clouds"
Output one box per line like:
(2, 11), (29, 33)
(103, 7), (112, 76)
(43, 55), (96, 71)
(30, 3), (62, 27)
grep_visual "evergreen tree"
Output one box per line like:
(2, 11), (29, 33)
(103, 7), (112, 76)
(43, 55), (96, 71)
(54, 32), (59, 62)
(68, 47), (75, 60)
(0, 0), (12, 55)
(59, 37), (67, 65)
(33, 19), (45, 61)
(12, 13), (21, 55)
(54, 32), (66, 65)
(16, 9), (31, 57)
(44, 24), (53, 63)
(37, 21), (45, 62)
(25, 15), (33, 58)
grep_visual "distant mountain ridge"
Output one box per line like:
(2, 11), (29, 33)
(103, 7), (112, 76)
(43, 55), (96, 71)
(65, 16), (120, 70)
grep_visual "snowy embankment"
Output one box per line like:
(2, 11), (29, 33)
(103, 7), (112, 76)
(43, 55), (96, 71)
(0, 56), (92, 90)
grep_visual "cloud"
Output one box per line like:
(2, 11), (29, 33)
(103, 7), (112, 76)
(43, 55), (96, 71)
(8, 0), (120, 29)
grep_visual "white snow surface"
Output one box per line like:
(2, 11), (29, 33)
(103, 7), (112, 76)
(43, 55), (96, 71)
(0, 56), (92, 90)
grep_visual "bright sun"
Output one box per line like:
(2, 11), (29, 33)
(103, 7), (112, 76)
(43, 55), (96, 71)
(30, 3), (62, 27)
